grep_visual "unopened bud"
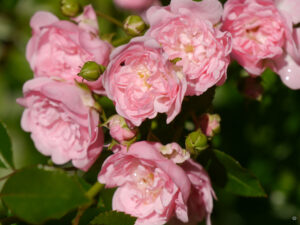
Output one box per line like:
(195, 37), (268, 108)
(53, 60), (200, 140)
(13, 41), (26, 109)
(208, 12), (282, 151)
(123, 15), (147, 37)
(60, 0), (81, 17)
(199, 113), (221, 137)
(185, 129), (208, 155)
(239, 76), (264, 101)
(107, 115), (137, 144)
(78, 61), (106, 81)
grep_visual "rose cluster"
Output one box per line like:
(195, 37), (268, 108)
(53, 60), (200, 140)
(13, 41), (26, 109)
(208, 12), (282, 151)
(17, 0), (300, 224)
(18, 5), (111, 171)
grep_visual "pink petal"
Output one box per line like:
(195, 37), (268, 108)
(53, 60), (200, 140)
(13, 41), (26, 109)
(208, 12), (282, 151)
(276, 0), (300, 24)
(274, 53), (300, 89)
(170, 0), (223, 24)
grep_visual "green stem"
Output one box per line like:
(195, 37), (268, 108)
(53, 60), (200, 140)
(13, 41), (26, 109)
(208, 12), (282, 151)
(100, 109), (108, 123)
(95, 11), (123, 28)
(86, 182), (105, 199)
(72, 182), (105, 225)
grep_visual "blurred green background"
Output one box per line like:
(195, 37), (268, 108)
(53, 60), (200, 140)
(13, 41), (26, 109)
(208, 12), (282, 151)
(0, 0), (299, 224)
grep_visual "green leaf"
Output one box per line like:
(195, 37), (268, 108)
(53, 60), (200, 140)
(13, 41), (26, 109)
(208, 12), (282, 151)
(91, 211), (137, 225)
(0, 122), (14, 169)
(98, 188), (116, 211)
(1, 166), (90, 224)
(214, 150), (267, 197)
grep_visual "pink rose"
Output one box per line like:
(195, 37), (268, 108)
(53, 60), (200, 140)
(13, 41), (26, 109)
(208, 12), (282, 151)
(146, 0), (231, 96)
(182, 160), (215, 225)
(102, 36), (186, 126)
(222, 0), (294, 76)
(17, 77), (103, 171)
(168, 160), (215, 225)
(26, 5), (111, 93)
(114, 0), (157, 11)
(107, 115), (137, 143)
(98, 141), (191, 225)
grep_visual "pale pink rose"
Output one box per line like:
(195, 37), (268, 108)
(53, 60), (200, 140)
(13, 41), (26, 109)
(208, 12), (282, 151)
(102, 36), (186, 126)
(108, 114), (137, 143)
(114, 0), (156, 11)
(17, 77), (103, 171)
(146, 0), (231, 96)
(158, 142), (190, 164)
(222, 0), (292, 75)
(169, 160), (215, 225)
(98, 141), (191, 225)
(26, 5), (111, 93)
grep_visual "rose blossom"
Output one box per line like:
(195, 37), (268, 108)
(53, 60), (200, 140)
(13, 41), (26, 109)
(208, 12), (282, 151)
(169, 160), (215, 225)
(26, 5), (111, 93)
(17, 77), (103, 171)
(98, 141), (191, 225)
(146, 0), (232, 96)
(222, 0), (300, 89)
(102, 36), (186, 126)
(107, 114), (137, 143)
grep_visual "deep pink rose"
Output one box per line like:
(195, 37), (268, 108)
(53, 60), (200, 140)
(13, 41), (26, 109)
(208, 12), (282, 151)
(146, 0), (231, 96)
(222, 0), (294, 75)
(169, 160), (215, 225)
(17, 77), (103, 171)
(26, 5), (111, 93)
(98, 141), (191, 225)
(107, 115), (137, 143)
(102, 36), (186, 126)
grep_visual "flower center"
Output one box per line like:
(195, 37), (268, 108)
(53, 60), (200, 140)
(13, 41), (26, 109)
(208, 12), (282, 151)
(136, 66), (152, 89)
(132, 167), (162, 204)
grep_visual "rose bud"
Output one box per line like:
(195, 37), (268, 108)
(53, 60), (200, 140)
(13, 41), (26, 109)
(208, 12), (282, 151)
(199, 113), (221, 137)
(107, 115), (137, 144)
(78, 61), (106, 81)
(185, 129), (208, 155)
(123, 15), (147, 37)
(60, 0), (81, 17)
